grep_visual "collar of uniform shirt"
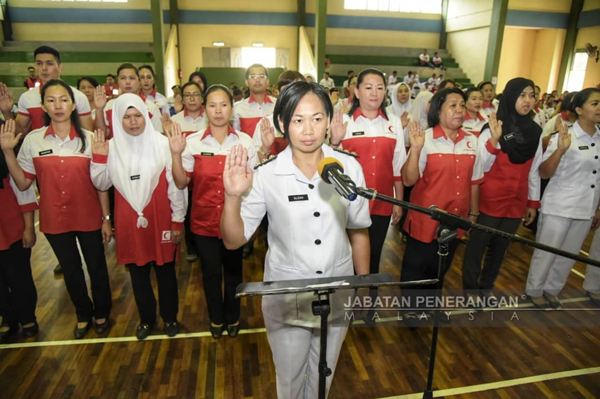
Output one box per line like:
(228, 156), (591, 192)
(249, 93), (273, 104)
(272, 144), (333, 178)
(201, 125), (237, 141)
(184, 106), (205, 119)
(44, 124), (78, 141)
(433, 124), (467, 142)
(352, 107), (387, 121)
(573, 120), (600, 139)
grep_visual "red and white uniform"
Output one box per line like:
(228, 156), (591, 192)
(251, 115), (288, 156)
(339, 108), (406, 216)
(478, 127), (543, 218)
(142, 89), (170, 115)
(17, 85), (91, 132)
(102, 95), (163, 138)
(542, 111), (573, 138)
(404, 126), (484, 242)
(24, 77), (42, 90)
(233, 94), (276, 137)
(533, 106), (546, 128)
(181, 126), (256, 237)
(16, 126), (102, 234)
(480, 102), (497, 119)
(462, 111), (487, 137)
(171, 108), (207, 137)
(104, 84), (117, 97)
(0, 175), (38, 250)
(90, 138), (186, 266)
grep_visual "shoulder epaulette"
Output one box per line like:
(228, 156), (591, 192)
(254, 154), (278, 170)
(332, 147), (359, 158)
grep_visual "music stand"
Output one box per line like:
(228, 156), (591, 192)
(236, 273), (438, 399)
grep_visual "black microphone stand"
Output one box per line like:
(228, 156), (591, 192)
(353, 186), (600, 399)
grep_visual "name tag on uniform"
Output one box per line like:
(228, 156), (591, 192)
(201, 152), (214, 156)
(288, 194), (309, 202)
(39, 149), (53, 156)
(579, 146), (589, 150)
(352, 131), (365, 137)
(130, 174), (141, 181)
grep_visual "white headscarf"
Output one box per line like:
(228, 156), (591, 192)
(108, 93), (166, 228)
(408, 91), (434, 130)
(388, 82), (412, 117)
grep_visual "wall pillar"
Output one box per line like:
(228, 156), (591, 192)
(315, 0), (327, 81)
(151, 0), (165, 94)
(483, 0), (508, 83)
(557, 0), (584, 92)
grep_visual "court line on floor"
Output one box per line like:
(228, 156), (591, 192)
(0, 296), (593, 350)
(378, 366), (600, 399)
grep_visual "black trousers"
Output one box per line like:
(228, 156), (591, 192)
(462, 213), (522, 293)
(0, 239), (37, 326)
(45, 230), (112, 322)
(193, 234), (243, 325)
(401, 235), (459, 311)
(127, 261), (179, 325)
(369, 215), (392, 274)
(184, 190), (195, 256)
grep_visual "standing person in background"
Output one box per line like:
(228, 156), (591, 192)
(533, 85), (546, 128)
(526, 88), (600, 309)
(343, 70), (354, 98)
(1, 80), (113, 339)
(0, 120), (39, 342)
(189, 72), (208, 94)
(462, 78), (543, 301)
(387, 71), (398, 88)
(319, 72), (335, 90)
(478, 81), (497, 118)
(169, 84), (256, 339)
(104, 74), (117, 99)
(167, 85), (182, 115)
(386, 82), (411, 146)
(329, 68), (406, 325)
(462, 87), (487, 137)
(233, 64), (275, 137)
(91, 94), (185, 340)
(330, 88), (340, 108)
(13, 46), (93, 135)
(23, 66), (41, 91)
(139, 65), (170, 115)
(77, 77), (100, 125)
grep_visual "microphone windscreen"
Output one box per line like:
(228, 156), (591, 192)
(318, 157), (344, 183)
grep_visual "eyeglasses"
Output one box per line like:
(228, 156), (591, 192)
(249, 74), (267, 80)
(183, 93), (202, 99)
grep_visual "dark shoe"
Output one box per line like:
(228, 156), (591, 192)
(587, 291), (600, 306)
(94, 319), (111, 334)
(543, 292), (562, 309)
(226, 323), (240, 338)
(210, 323), (224, 339)
(242, 242), (254, 259)
(21, 322), (39, 338)
(0, 322), (19, 342)
(186, 253), (198, 262)
(164, 321), (179, 337)
(136, 323), (153, 340)
(53, 263), (63, 274)
(402, 312), (419, 330)
(74, 322), (91, 339)
(529, 295), (549, 308)
(363, 310), (377, 327)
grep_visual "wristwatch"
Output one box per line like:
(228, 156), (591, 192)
(102, 214), (112, 221)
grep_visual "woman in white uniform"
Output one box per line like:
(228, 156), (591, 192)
(221, 82), (371, 399)
(526, 88), (600, 308)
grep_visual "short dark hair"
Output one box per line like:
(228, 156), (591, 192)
(273, 82), (333, 140)
(77, 76), (99, 89)
(464, 87), (482, 100)
(561, 91), (578, 112)
(27, 66), (35, 71)
(572, 88), (600, 116)
(34, 46), (61, 64)
(277, 70), (306, 91)
(245, 64), (268, 79)
(171, 84), (180, 90)
(477, 81), (494, 91)
(181, 81), (202, 95)
(41, 80), (85, 152)
(438, 79), (456, 90)
(188, 71), (208, 93)
(427, 88), (465, 128)
(138, 65), (155, 77)
(117, 63), (139, 78)
(106, 74), (115, 78)
(204, 84), (234, 107)
(392, 70), (397, 74)
(347, 70), (354, 75)
(232, 88), (242, 97)
(330, 88), (339, 94)
(348, 68), (388, 119)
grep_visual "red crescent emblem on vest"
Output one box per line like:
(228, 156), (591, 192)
(466, 141), (472, 149)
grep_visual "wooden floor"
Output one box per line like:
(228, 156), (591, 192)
(1, 219), (600, 398)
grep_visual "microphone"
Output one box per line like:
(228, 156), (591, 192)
(317, 157), (358, 201)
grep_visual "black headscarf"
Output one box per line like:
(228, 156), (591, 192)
(485, 77), (542, 164)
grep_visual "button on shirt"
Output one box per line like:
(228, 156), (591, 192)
(17, 126), (103, 234)
(233, 94), (276, 137)
(182, 126), (256, 238)
(241, 144), (371, 326)
(17, 85), (91, 132)
(541, 121), (600, 219)
(171, 108), (207, 137)
(404, 126), (484, 242)
(340, 109), (406, 216)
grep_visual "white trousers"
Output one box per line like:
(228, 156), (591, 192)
(526, 213), (592, 297)
(264, 317), (349, 399)
(584, 230), (600, 294)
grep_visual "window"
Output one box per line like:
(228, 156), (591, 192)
(241, 47), (276, 68)
(566, 52), (589, 92)
(344, 0), (442, 13)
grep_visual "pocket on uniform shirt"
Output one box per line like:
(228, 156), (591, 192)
(266, 261), (303, 281)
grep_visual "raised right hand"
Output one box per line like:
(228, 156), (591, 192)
(94, 85), (108, 110)
(0, 119), (22, 151)
(488, 112), (503, 143)
(166, 122), (186, 155)
(329, 108), (347, 146)
(407, 120), (425, 149)
(260, 117), (275, 151)
(161, 112), (174, 136)
(556, 119), (571, 153)
(0, 83), (14, 114)
(92, 129), (109, 156)
(223, 144), (253, 197)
